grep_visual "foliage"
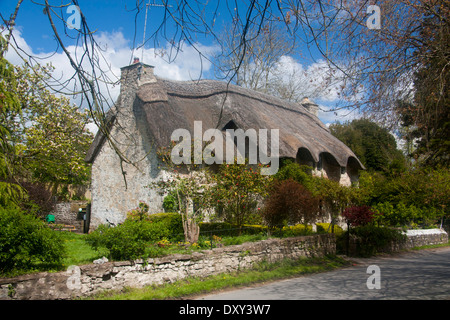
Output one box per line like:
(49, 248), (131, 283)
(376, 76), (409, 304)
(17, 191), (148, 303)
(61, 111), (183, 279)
(262, 178), (320, 230)
(372, 202), (437, 229)
(277, 224), (313, 237)
(0, 207), (66, 275)
(85, 219), (170, 261)
(0, 36), (25, 209)
(147, 212), (184, 241)
(311, 177), (357, 224)
(162, 193), (179, 212)
(1, 48), (93, 209)
(0, 178), (26, 209)
(126, 201), (151, 221)
(151, 141), (214, 244)
(342, 206), (374, 227)
(207, 162), (272, 228)
(86, 210), (185, 260)
(337, 225), (406, 258)
(199, 222), (267, 237)
(274, 159), (315, 190)
(359, 167), (449, 227)
(18, 181), (55, 217)
(22, 99), (93, 186)
(315, 223), (344, 235)
(395, 2), (449, 167)
(150, 169), (208, 244)
(329, 119), (406, 174)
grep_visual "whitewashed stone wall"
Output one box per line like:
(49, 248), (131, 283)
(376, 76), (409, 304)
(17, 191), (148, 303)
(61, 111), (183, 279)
(403, 229), (448, 249)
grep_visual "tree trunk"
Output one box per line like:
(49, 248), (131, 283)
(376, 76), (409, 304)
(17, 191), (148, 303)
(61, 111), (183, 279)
(183, 216), (200, 244)
(180, 197), (200, 244)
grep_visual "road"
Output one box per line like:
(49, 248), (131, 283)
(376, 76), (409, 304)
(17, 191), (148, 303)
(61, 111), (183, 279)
(197, 247), (450, 300)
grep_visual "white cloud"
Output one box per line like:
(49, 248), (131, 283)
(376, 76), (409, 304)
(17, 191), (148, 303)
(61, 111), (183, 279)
(4, 29), (219, 135)
(5, 29), (218, 106)
(269, 55), (359, 125)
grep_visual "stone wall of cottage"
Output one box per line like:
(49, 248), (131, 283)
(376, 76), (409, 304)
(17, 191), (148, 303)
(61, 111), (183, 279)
(89, 63), (165, 229)
(0, 234), (335, 300)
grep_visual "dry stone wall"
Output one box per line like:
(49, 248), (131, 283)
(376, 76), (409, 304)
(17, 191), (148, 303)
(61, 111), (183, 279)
(0, 234), (335, 300)
(403, 229), (448, 249)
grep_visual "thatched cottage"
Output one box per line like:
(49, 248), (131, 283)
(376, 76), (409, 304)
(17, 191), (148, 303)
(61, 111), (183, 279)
(85, 61), (364, 229)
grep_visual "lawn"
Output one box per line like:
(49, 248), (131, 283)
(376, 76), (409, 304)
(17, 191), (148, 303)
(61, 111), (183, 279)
(60, 232), (109, 268)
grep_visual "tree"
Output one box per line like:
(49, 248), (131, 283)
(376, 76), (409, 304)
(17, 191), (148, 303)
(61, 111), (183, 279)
(274, 159), (315, 191)
(23, 100), (93, 187)
(150, 141), (210, 244)
(312, 177), (357, 232)
(0, 41), (93, 208)
(215, 21), (296, 93)
(2, 63), (94, 191)
(329, 119), (406, 174)
(342, 206), (374, 227)
(207, 162), (272, 230)
(0, 35), (26, 208)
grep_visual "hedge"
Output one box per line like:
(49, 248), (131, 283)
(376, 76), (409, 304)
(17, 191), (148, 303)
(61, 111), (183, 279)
(199, 222), (268, 237)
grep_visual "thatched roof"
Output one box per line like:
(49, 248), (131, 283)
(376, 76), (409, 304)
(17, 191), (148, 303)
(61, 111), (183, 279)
(86, 73), (364, 170)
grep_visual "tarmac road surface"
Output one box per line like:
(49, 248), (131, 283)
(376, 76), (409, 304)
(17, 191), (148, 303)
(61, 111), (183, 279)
(197, 247), (450, 300)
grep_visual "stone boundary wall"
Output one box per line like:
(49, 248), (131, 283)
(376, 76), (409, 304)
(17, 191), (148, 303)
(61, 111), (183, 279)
(402, 229), (448, 249)
(347, 228), (448, 255)
(0, 234), (335, 300)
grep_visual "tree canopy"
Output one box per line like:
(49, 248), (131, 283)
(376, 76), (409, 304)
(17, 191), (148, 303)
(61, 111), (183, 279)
(0, 42), (93, 208)
(329, 119), (406, 174)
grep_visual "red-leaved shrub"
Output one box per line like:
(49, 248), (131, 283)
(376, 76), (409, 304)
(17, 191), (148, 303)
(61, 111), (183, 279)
(342, 205), (374, 226)
(262, 179), (320, 229)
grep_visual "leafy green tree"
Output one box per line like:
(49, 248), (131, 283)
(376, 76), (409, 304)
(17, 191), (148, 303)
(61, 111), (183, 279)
(207, 162), (272, 230)
(312, 177), (357, 232)
(1, 59), (93, 200)
(329, 119), (406, 174)
(22, 100), (93, 186)
(274, 159), (315, 191)
(358, 167), (449, 228)
(151, 141), (210, 244)
(407, 2), (449, 167)
(0, 36), (26, 208)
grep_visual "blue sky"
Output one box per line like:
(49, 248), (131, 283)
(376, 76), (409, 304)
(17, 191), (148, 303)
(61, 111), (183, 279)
(1, 0), (360, 125)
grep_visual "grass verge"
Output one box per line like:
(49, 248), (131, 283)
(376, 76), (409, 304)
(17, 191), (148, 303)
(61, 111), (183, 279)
(87, 255), (351, 300)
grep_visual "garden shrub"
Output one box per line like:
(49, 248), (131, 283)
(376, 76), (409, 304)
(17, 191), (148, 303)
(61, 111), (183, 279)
(0, 207), (66, 275)
(342, 206), (374, 227)
(278, 224), (313, 237)
(337, 225), (406, 257)
(262, 178), (320, 229)
(315, 223), (344, 234)
(147, 212), (184, 241)
(85, 219), (171, 261)
(199, 222), (267, 237)
(162, 194), (179, 212)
